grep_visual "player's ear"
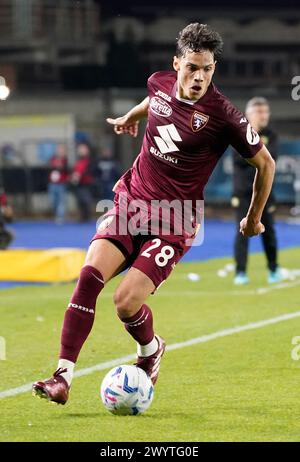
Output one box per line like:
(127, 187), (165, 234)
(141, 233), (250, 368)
(173, 56), (180, 71)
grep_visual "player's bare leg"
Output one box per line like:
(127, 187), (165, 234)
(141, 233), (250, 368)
(114, 267), (166, 385)
(32, 239), (127, 404)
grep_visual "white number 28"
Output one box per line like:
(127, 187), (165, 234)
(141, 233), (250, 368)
(141, 238), (175, 267)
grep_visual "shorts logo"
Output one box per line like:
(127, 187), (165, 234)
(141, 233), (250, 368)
(191, 111), (209, 132)
(246, 123), (260, 145)
(150, 97), (172, 117)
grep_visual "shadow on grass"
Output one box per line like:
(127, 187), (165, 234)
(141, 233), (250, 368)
(59, 410), (201, 420)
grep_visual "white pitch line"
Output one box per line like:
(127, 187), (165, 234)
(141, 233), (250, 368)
(1, 309), (300, 400)
(255, 279), (300, 294)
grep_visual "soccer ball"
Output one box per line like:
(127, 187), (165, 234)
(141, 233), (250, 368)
(100, 365), (154, 416)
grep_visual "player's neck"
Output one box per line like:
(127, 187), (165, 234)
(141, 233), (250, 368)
(176, 91), (198, 105)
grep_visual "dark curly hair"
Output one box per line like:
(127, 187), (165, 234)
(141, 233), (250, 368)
(176, 23), (223, 58)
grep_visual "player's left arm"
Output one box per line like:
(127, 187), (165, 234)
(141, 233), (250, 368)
(240, 145), (275, 237)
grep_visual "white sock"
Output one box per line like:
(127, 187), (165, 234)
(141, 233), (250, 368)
(57, 359), (75, 386)
(137, 336), (158, 357)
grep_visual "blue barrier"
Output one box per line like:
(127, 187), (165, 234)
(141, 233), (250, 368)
(205, 140), (300, 203)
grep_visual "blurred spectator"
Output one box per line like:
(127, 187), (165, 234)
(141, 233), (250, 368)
(95, 148), (120, 201)
(75, 131), (91, 146)
(70, 143), (94, 222)
(231, 97), (281, 285)
(48, 144), (69, 224)
(0, 186), (14, 249)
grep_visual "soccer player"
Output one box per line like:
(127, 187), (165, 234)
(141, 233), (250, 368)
(232, 97), (281, 285)
(33, 23), (275, 405)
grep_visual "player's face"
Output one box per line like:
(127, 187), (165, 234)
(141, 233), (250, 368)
(56, 144), (67, 158)
(77, 144), (90, 158)
(246, 104), (270, 130)
(173, 50), (216, 101)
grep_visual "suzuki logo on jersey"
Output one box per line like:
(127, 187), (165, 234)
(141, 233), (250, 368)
(150, 146), (178, 164)
(153, 124), (182, 154)
(191, 111), (209, 132)
(246, 123), (260, 145)
(150, 97), (172, 117)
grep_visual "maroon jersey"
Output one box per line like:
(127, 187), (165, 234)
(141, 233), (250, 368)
(49, 155), (68, 184)
(115, 70), (262, 204)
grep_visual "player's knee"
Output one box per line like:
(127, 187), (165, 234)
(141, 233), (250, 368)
(76, 265), (104, 294)
(113, 287), (141, 318)
(77, 266), (91, 293)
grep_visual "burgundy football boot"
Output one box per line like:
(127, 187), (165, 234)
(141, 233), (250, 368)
(136, 335), (166, 385)
(32, 368), (70, 405)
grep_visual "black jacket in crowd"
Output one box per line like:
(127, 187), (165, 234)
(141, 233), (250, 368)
(232, 126), (279, 204)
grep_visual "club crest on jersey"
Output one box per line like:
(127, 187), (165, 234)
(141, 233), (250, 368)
(191, 111), (209, 132)
(150, 97), (172, 117)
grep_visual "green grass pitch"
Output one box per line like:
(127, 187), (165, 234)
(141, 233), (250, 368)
(1, 247), (300, 442)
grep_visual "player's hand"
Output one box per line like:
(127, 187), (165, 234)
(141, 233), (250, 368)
(106, 116), (139, 138)
(240, 216), (265, 237)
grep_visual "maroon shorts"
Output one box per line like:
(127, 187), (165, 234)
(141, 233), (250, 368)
(91, 205), (193, 290)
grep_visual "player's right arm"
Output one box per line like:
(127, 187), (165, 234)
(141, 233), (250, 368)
(106, 96), (149, 138)
(240, 145), (275, 237)
(225, 102), (273, 237)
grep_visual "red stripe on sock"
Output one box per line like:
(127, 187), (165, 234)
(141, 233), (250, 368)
(119, 304), (154, 346)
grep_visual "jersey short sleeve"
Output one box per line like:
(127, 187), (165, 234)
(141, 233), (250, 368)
(147, 72), (159, 95)
(226, 104), (263, 159)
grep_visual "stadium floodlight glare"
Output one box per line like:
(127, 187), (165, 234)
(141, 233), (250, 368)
(0, 76), (10, 101)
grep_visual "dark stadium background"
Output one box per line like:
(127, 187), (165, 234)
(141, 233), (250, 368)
(0, 0), (299, 218)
